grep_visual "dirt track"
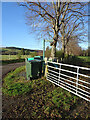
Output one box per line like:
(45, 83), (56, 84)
(0, 62), (25, 79)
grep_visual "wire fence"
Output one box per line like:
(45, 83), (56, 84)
(47, 61), (90, 102)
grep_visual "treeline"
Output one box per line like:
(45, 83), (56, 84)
(5, 47), (36, 52)
(45, 46), (90, 58)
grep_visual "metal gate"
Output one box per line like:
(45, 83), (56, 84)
(47, 61), (90, 102)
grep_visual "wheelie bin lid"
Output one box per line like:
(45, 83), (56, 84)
(34, 56), (43, 60)
(27, 57), (34, 61)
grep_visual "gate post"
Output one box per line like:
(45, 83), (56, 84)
(43, 39), (45, 60)
(58, 64), (61, 85)
(76, 67), (79, 94)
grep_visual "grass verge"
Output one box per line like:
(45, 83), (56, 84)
(2, 66), (83, 119)
(3, 66), (32, 96)
(1, 59), (25, 65)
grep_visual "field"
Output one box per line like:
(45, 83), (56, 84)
(1, 55), (90, 66)
(0, 55), (32, 60)
(2, 66), (90, 119)
(1, 55), (90, 61)
(78, 56), (90, 63)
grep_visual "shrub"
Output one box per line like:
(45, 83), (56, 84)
(17, 52), (21, 59)
(56, 50), (63, 59)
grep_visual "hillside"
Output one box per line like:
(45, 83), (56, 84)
(0, 47), (43, 55)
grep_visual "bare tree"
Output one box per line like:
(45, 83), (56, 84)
(59, 2), (88, 58)
(65, 37), (82, 56)
(19, 1), (87, 59)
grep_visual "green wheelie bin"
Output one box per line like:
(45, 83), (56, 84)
(26, 58), (42, 80)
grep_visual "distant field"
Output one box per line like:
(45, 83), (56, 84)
(0, 55), (32, 60)
(1, 55), (90, 61)
(78, 56), (90, 63)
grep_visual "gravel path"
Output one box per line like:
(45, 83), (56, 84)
(0, 62), (25, 79)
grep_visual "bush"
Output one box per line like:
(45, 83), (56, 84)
(56, 50), (63, 58)
(45, 46), (51, 57)
(62, 55), (84, 66)
(17, 53), (21, 59)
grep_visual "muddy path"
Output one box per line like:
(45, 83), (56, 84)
(0, 62), (25, 79)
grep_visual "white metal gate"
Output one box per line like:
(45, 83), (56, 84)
(47, 61), (90, 102)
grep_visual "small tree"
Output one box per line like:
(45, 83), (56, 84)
(21, 48), (25, 55)
(25, 50), (30, 55)
(56, 50), (63, 59)
(65, 37), (82, 56)
(45, 46), (51, 58)
(17, 52), (21, 59)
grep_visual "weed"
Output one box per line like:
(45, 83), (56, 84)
(44, 107), (50, 115)
(64, 105), (70, 111)
(86, 115), (89, 119)
(50, 87), (79, 112)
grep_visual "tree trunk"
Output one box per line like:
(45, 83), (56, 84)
(51, 44), (56, 59)
(65, 46), (68, 55)
(50, 2), (60, 60)
(51, 33), (58, 59)
(62, 37), (66, 60)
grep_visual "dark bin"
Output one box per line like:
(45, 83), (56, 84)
(34, 56), (45, 74)
(26, 59), (42, 80)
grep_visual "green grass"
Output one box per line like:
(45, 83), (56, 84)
(2, 66), (82, 119)
(62, 55), (90, 67)
(78, 56), (90, 63)
(1, 55), (32, 65)
(1, 59), (25, 65)
(28, 79), (80, 119)
(1, 55), (31, 60)
(3, 66), (32, 96)
(2, 59), (89, 119)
